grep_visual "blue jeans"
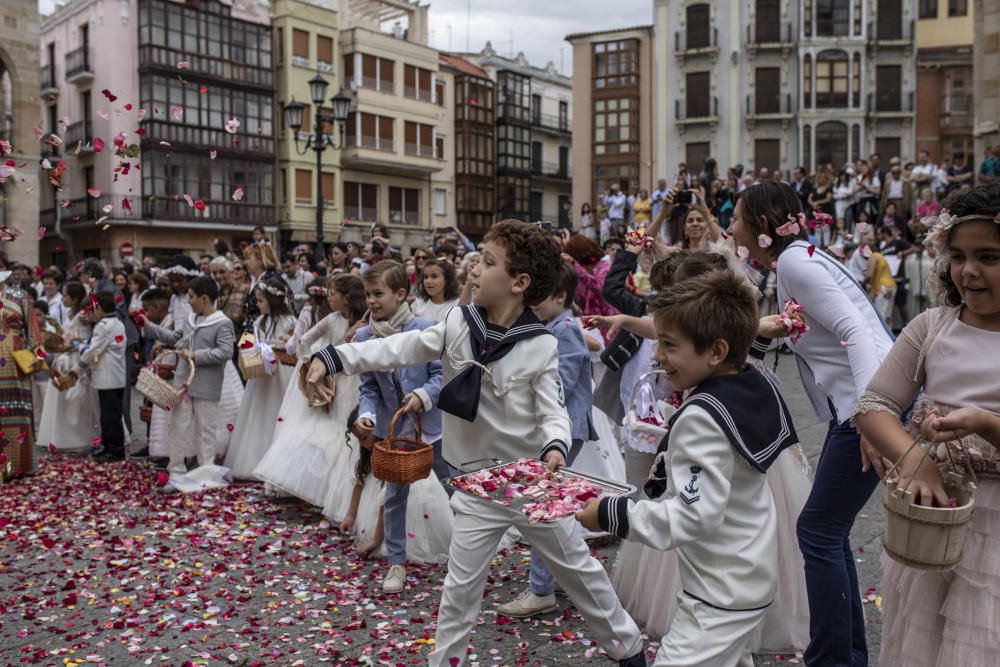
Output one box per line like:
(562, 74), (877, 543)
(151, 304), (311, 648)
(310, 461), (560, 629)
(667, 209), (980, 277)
(384, 439), (452, 566)
(529, 439), (584, 596)
(797, 420), (879, 666)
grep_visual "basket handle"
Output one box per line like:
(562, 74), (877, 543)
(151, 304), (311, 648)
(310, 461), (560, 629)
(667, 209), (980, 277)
(884, 436), (935, 498)
(151, 350), (196, 386)
(627, 368), (668, 416)
(385, 407), (423, 450)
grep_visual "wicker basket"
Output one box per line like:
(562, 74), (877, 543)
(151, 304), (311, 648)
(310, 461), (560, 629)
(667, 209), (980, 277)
(52, 370), (77, 392)
(881, 438), (977, 571)
(42, 330), (65, 352)
(372, 408), (434, 485)
(139, 402), (153, 423)
(274, 349), (297, 366)
(136, 351), (195, 410)
(238, 333), (266, 380)
(298, 363), (337, 408)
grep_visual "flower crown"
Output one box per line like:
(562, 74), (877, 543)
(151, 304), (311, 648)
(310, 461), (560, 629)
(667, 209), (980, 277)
(307, 285), (328, 296)
(257, 282), (288, 297)
(162, 265), (201, 277)
(920, 208), (1000, 299)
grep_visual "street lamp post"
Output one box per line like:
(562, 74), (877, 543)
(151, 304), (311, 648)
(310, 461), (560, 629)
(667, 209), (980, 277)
(283, 72), (355, 267)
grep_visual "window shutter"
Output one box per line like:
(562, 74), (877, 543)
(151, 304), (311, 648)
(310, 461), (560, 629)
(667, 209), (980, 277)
(379, 115), (393, 141)
(317, 35), (333, 64)
(321, 172), (334, 204)
(292, 29), (309, 59)
(295, 169), (312, 203)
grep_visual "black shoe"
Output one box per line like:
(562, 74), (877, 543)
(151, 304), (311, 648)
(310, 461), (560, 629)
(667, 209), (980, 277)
(90, 445), (107, 458)
(129, 446), (150, 458)
(150, 456), (169, 470)
(619, 651), (647, 667)
(93, 451), (125, 463)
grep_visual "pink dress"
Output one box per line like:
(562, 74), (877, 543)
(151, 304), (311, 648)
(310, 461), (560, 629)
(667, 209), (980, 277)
(856, 306), (1000, 667)
(572, 260), (618, 336)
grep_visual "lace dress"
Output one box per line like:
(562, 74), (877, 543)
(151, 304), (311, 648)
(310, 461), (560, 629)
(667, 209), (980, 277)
(854, 306), (1000, 667)
(37, 313), (97, 452)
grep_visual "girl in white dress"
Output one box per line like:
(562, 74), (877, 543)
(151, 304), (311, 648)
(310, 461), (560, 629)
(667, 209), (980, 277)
(224, 276), (296, 480)
(254, 275), (367, 504)
(410, 258), (459, 324)
(37, 282), (97, 451)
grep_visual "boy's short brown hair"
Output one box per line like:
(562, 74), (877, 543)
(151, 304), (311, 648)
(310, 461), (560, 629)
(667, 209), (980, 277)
(483, 220), (560, 306)
(649, 269), (758, 368)
(648, 249), (691, 291)
(363, 260), (409, 293)
(549, 260), (578, 308)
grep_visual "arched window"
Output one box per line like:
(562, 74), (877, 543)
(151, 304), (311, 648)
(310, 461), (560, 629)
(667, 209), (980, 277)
(815, 50), (849, 108)
(686, 4), (711, 49)
(803, 54), (812, 109)
(816, 121), (848, 169)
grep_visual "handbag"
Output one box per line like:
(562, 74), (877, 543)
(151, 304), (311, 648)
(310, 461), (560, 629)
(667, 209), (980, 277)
(600, 330), (642, 372)
(13, 349), (46, 375)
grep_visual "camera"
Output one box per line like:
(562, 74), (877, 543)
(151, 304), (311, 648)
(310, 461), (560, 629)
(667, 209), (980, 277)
(532, 220), (553, 232)
(674, 191), (693, 205)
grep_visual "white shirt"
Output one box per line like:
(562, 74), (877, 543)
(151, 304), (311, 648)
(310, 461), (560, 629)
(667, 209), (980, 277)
(776, 241), (894, 422)
(886, 177), (904, 200)
(604, 192), (627, 220)
(911, 162), (937, 185)
(411, 297), (458, 324)
(44, 293), (71, 325)
(651, 188), (669, 220)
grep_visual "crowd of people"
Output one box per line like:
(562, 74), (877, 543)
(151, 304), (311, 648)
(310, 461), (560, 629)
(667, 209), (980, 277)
(1, 161), (998, 665)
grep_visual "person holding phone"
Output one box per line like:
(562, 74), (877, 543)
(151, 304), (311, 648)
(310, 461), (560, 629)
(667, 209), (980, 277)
(647, 188), (721, 254)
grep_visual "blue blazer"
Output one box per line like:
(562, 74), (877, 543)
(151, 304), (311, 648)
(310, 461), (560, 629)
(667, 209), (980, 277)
(355, 316), (443, 440)
(547, 310), (598, 442)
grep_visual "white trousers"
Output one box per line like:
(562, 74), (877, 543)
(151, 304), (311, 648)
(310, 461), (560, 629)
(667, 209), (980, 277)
(653, 593), (767, 667)
(429, 492), (643, 667)
(166, 397), (219, 474)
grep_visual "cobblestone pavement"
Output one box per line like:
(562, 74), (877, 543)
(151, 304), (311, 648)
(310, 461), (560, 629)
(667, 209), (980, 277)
(0, 360), (884, 666)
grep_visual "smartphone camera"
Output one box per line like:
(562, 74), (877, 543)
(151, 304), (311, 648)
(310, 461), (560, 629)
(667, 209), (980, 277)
(674, 191), (693, 205)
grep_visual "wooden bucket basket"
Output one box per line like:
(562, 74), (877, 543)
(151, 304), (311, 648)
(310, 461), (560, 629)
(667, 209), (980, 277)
(372, 408), (434, 485)
(881, 437), (977, 571)
(136, 351), (195, 410)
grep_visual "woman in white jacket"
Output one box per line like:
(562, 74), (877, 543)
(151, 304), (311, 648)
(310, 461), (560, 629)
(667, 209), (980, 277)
(727, 181), (895, 666)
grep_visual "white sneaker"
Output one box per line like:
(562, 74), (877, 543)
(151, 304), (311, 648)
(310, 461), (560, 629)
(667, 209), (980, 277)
(496, 590), (558, 618)
(383, 564), (406, 594)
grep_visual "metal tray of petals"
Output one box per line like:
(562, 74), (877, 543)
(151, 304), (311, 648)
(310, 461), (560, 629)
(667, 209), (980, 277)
(447, 457), (635, 521)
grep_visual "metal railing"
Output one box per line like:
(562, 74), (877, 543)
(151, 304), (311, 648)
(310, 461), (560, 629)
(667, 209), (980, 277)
(344, 205), (378, 221)
(143, 197), (274, 225)
(543, 161), (571, 179)
(868, 90), (914, 113)
(746, 93), (794, 116)
(65, 47), (93, 81)
(675, 27), (718, 52)
(361, 76), (394, 94)
(404, 85), (433, 102)
(869, 18), (915, 42)
(40, 64), (56, 92)
(747, 22), (794, 45)
(142, 120), (274, 156)
(942, 94), (973, 115)
(63, 120), (93, 149)
(404, 142), (435, 158)
(676, 96), (718, 120)
(532, 112), (571, 133)
(388, 209), (420, 225)
(350, 135), (395, 152)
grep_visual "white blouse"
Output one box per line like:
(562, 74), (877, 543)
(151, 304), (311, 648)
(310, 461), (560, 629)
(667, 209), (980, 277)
(776, 240), (895, 423)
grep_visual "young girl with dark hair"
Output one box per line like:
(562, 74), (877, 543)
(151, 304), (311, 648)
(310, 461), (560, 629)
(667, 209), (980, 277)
(728, 180), (895, 665)
(225, 276), (297, 480)
(412, 258), (459, 323)
(255, 275), (367, 505)
(855, 183), (1000, 667)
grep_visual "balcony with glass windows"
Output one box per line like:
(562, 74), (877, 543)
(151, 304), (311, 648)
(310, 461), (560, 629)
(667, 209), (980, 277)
(675, 97), (718, 128)
(141, 120), (275, 157)
(674, 28), (718, 62)
(341, 135), (441, 177)
(137, 45), (273, 89)
(40, 64), (58, 99)
(745, 94), (795, 128)
(746, 22), (795, 56)
(867, 91), (914, 118)
(65, 47), (94, 84)
(941, 95), (974, 131)
(143, 196), (274, 227)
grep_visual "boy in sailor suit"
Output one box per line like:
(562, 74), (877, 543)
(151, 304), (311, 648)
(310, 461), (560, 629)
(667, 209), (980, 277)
(578, 269), (799, 667)
(307, 221), (645, 667)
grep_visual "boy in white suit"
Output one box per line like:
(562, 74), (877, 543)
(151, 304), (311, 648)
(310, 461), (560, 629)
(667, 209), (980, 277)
(307, 220), (645, 666)
(578, 270), (799, 667)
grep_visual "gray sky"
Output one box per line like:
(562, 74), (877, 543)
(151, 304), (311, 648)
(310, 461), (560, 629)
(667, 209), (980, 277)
(426, 0), (651, 75)
(38, 0), (651, 76)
